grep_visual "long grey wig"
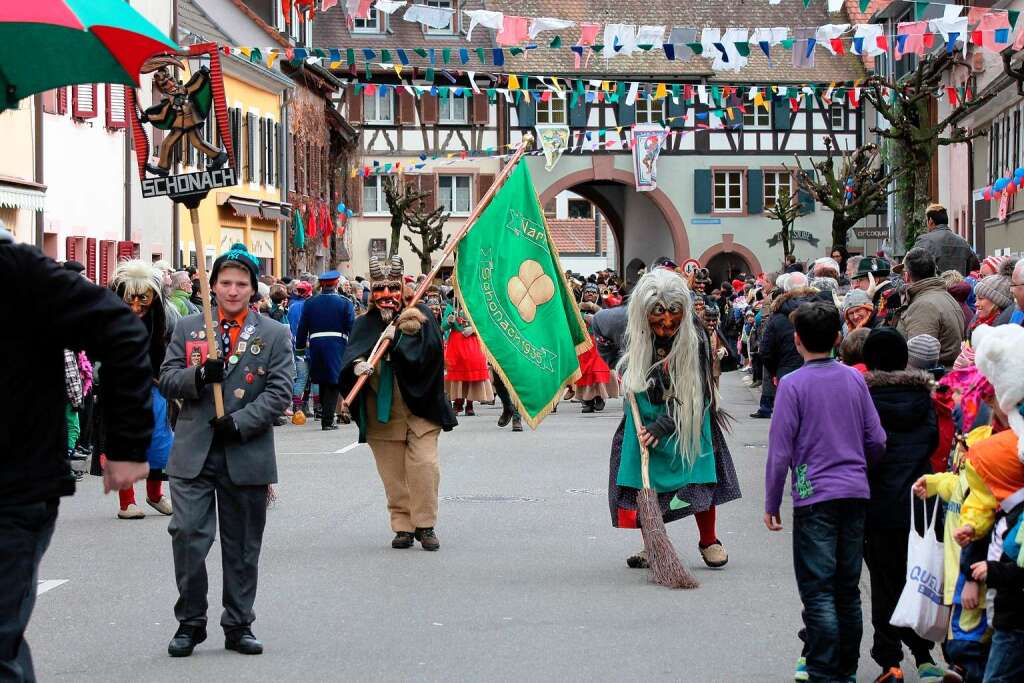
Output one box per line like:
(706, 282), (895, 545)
(616, 268), (705, 464)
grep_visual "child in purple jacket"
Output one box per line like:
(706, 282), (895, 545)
(764, 301), (887, 683)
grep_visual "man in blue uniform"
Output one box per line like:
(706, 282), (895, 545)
(296, 272), (355, 430)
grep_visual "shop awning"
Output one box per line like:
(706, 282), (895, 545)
(0, 176), (46, 212)
(217, 194), (291, 221)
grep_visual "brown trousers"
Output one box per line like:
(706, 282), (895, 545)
(368, 429), (440, 531)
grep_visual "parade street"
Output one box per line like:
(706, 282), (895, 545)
(29, 373), (904, 683)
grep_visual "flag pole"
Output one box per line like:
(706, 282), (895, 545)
(342, 134), (534, 408)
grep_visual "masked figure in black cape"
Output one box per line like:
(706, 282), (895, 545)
(339, 255), (457, 551)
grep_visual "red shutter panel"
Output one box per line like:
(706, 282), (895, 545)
(398, 90), (415, 125)
(72, 85), (98, 119)
(471, 94), (488, 125)
(117, 241), (135, 262)
(347, 86), (363, 124)
(105, 84), (127, 129)
(86, 238), (97, 282)
(99, 240), (115, 285)
(66, 237), (77, 262)
(56, 88), (67, 115)
(421, 95), (439, 124)
(476, 173), (495, 203)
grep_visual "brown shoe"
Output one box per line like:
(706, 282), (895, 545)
(414, 527), (440, 551)
(392, 531), (415, 549)
(511, 416), (523, 432)
(699, 541), (729, 568)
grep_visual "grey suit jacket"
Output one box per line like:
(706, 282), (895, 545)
(159, 309), (294, 485)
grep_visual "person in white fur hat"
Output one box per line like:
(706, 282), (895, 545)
(973, 324), (1024, 460)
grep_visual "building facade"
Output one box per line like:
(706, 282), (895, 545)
(0, 98), (45, 245)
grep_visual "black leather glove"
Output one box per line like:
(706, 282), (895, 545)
(196, 358), (225, 386)
(209, 414), (241, 442)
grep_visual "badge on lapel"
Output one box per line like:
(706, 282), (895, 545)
(233, 388), (245, 399)
(185, 341), (208, 368)
(250, 338), (263, 356)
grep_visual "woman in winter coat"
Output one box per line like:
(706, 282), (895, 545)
(861, 328), (943, 682)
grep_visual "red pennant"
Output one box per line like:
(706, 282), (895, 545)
(540, 90), (552, 102)
(946, 87), (959, 107)
(923, 33), (935, 49)
(972, 30), (984, 45)
(877, 35), (888, 51)
(830, 38), (845, 54)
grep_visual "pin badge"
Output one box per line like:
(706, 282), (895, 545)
(245, 372), (254, 384)
(229, 355), (239, 365)
(190, 331), (198, 339)
(236, 341), (247, 354)
(198, 330), (206, 340)
(244, 324), (255, 334)
(257, 366), (266, 376)
(233, 388), (245, 399)
(250, 341), (262, 356)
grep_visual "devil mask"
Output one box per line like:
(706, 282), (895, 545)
(368, 254), (404, 323)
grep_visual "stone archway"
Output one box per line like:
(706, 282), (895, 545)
(538, 158), (691, 268)
(698, 237), (765, 281)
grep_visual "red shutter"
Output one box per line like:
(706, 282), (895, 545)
(86, 238), (97, 282)
(99, 240), (115, 285)
(72, 85), (98, 119)
(56, 87), (67, 115)
(66, 237), (78, 262)
(477, 173), (495, 202)
(117, 241), (135, 263)
(421, 95), (438, 124)
(42, 89), (58, 114)
(105, 84), (127, 130)
(347, 86), (363, 124)
(398, 90), (415, 125)
(471, 94), (488, 124)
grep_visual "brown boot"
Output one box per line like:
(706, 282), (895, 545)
(465, 401), (475, 416)
(414, 527), (440, 551)
(452, 399), (464, 414)
(391, 531), (414, 549)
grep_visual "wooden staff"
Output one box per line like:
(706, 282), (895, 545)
(342, 134), (534, 408)
(189, 207), (225, 417)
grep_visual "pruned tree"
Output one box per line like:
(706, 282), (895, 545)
(382, 175), (428, 258)
(403, 203), (451, 275)
(765, 187), (805, 263)
(862, 52), (995, 249)
(793, 139), (898, 250)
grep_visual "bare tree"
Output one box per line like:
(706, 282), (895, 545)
(862, 52), (994, 249)
(403, 203), (451, 275)
(794, 140), (898, 250)
(765, 188), (805, 263)
(382, 176), (428, 258)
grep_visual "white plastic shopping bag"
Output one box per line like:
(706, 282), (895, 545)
(890, 494), (950, 642)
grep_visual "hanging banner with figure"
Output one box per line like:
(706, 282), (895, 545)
(632, 124), (667, 192)
(535, 124), (570, 172)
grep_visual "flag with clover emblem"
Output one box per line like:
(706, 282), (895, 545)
(454, 161), (591, 428)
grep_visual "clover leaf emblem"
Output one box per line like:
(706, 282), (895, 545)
(507, 259), (555, 323)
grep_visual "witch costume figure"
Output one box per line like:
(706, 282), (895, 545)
(608, 269), (740, 570)
(574, 282), (620, 413)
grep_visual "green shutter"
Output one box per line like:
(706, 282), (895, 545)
(516, 98), (535, 128)
(667, 96), (687, 129)
(694, 169), (712, 214)
(772, 97), (791, 131)
(797, 170), (815, 213)
(569, 96), (588, 127)
(617, 98), (635, 126)
(747, 169), (763, 214)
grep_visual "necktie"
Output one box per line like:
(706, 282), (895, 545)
(220, 319), (239, 357)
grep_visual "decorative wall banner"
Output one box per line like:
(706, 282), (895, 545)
(767, 229), (820, 247)
(535, 124), (570, 171)
(632, 124), (667, 192)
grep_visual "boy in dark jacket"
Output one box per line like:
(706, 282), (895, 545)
(861, 328), (945, 683)
(753, 286), (817, 418)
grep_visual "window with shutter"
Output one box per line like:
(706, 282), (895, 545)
(57, 88), (67, 115)
(230, 108), (241, 170)
(569, 96), (587, 128)
(259, 118), (266, 185)
(514, 98), (535, 128)
(398, 90), (416, 124)
(421, 95), (439, 124)
(105, 84), (127, 130)
(772, 97), (791, 131)
(667, 96), (687, 129)
(476, 173), (494, 203)
(246, 113), (256, 183)
(471, 93), (488, 125)
(616, 98), (635, 127)
(266, 118), (275, 187)
(86, 238), (97, 282)
(72, 84), (98, 119)
(347, 86), (363, 123)
(746, 170), (763, 214)
(693, 169), (712, 214)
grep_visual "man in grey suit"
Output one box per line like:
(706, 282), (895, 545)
(159, 244), (293, 657)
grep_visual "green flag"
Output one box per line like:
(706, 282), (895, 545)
(454, 162), (591, 428)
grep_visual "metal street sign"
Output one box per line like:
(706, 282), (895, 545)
(853, 227), (889, 239)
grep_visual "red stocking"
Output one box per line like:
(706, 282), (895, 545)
(695, 507), (718, 547)
(118, 487), (136, 511)
(146, 479), (163, 503)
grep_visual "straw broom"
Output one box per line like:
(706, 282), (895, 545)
(628, 393), (699, 589)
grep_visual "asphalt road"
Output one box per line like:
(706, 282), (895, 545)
(28, 372), (928, 682)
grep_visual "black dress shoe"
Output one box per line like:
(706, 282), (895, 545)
(225, 628), (263, 655)
(593, 396), (606, 412)
(511, 416), (523, 432)
(414, 527), (440, 551)
(321, 423), (339, 431)
(392, 531), (415, 549)
(168, 624), (207, 657)
(497, 408), (513, 427)
(749, 412), (772, 419)
(581, 402), (595, 414)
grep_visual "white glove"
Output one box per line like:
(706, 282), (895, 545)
(381, 324), (397, 342)
(461, 326), (475, 337)
(354, 360), (375, 377)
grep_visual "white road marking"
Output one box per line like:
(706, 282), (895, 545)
(37, 579), (68, 596)
(335, 442), (363, 454)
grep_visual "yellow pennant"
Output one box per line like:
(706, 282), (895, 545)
(508, 74), (520, 90)
(394, 65), (403, 78)
(654, 83), (667, 99)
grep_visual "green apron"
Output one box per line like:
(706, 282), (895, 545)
(616, 393), (716, 493)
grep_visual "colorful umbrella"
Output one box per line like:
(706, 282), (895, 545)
(0, 0), (178, 111)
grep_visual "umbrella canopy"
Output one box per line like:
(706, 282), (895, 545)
(0, 0), (178, 112)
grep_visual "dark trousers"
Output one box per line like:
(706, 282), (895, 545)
(983, 628), (1024, 683)
(319, 383), (339, 428)
(863, 527), (934, 668)
(168, 447), (268, 631)
(943, 638), (989, 682)
(492, 372), (520, 418)
(0, 500), (58, 683)
(757, 372), (776, 416)
(793, 498), (866, 682)
(751, 352), (763, 383)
